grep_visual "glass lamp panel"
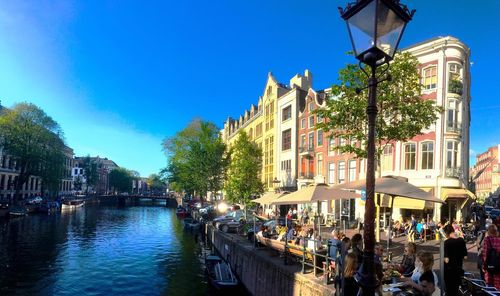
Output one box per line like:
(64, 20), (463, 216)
(346, 0), (376, 57)
(376, 0), (406, 58)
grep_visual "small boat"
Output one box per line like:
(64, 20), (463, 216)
(9, 206), (27, 217)
(176, 206), (189, 218)
(61, 199), (85, 211)
(183, 217), (201, 230)
(205, 255), (238, 291)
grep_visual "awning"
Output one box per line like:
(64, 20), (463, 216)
(441, 187), (476, 209)
(441, 188), (475, 200)
(271, 184), (361, 205)
(360, 195), (431, 210)
(252, 191), (288, 205)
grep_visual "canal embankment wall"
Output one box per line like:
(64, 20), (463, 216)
(206, 224), (335, 296)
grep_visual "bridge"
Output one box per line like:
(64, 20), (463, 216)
(96, 195), (180, 207)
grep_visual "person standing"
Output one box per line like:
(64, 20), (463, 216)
(482, 224), (500, 289)
(443, 224), (467, 296)
(476, 228), (487, 280)
(408, 215), (417, 242)
(341, 253), (359, 296)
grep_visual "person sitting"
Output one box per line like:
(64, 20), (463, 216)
(403, 252), (438, 296)
(399, 242), (417, 277)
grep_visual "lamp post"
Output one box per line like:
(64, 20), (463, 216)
(338, 1), (414, 294)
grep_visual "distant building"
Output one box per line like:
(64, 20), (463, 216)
(470, 145), (500, 201)
(74, 156), (118, 195)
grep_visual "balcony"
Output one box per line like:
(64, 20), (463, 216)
(299, 172), (314, 180)
(299, 145), (314, 157)
(446, 122), (462, 134)
(445, 167), (462, 179)
(448, 79), (463, 95)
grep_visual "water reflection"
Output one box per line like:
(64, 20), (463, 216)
(0, 201), (209, 296)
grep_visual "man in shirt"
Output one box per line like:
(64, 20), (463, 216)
(443, 224), (467, 295)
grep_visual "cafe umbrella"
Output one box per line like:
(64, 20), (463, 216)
(333, 175), (444, 249)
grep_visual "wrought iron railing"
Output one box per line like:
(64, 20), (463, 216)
(445, 167), (462, 178)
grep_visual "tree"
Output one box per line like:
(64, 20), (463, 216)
(0, 103), (66, 202)
(79, 155), (99, 194)
(315, 52), (442, 165)
(147, 173), (166, 194)
(108, 167), (133, 194)
(162, 119), (228, 202)
(224, 130), (264, 214)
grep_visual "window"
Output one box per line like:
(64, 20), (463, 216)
(74, 168), (78, 175)
(348, 160), (356, 182)
(422, 66), (437, 90)
(339, 136), (346, 147)
(338, 161), (346, 184)
(281, 159), (291, 172)
(300, 134), (306, 148)
(282, 105), (291, 121)
(446, 99), (460, 132)
(381, 145), (393, 171)
(421, 141), (434, 170)
(317, 114), (323, 123)
(317, 130), (323, 147)
(328, 137), (335, 156)
(446, 141), (459, 169)
(328, 163), (335, 184)
(317, 154), (324, 176)
(309, 102), (315, 111)
(282, 129), (291, 151)
(404, 143), (416, 170)
(248, 128), (253, 140)
(449, 63), (462, 81)
(301, 118), (306, 129)
(308, 132), (314, 150)
(256, 123), (263, 138)
(309, 116), (314, 128)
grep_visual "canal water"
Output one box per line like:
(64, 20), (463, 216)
(0, 200), (220, 296)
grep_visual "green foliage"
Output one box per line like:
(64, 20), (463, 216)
(449, 79), (463, 95)
(0, 102), (66, 200)
(315, 52), (443, 159)
(162, 119), (228, 200)
(224, 130), (264, 208)
(147, 173), (166, 193)
(80, 155), (99, 193)
(108, 167), (133, 193)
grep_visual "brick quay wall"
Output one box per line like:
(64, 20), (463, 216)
(206, 224), (335, 296)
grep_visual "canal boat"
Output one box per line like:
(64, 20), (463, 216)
(176, 206), (189, 218)
(205, 255), (238, 291)
(182, 217), (201, 231)
(61, 199), (85, 211)
(9, 205), (28, 217)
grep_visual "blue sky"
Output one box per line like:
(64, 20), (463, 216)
(0, 0), (498, 176)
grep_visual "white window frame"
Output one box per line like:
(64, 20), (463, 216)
(308, 116), (315, 128)
(317, 130), (323, 147)
(403, 142), (416, 170)
(446, 140), (459, 169)
(317, 153), (324, 176)
(301, 118), (306, 129)
(348, 160), (356, 182)
(422, 65), (437, 90)
(420, 141), (434, 170)
(338, 161), (346, 184)
(328, 163), (335, 184)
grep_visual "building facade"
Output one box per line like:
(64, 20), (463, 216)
(222, 36), (473, 223)
(471, 145), (500, 201)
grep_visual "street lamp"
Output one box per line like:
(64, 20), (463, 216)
(272, 177), (281, 193)
(339, 0), (414, 294)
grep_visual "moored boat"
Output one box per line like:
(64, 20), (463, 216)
(61, 199), (85, 211)
(9, 206), (28, 217)
(205, 255), (238, 291)
(176, 206), (189, 218)
(183, 217), (201, 230)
